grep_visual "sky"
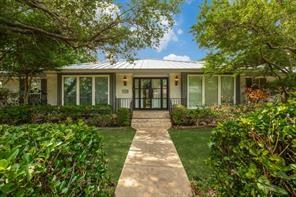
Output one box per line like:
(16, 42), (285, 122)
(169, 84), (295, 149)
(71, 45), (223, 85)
(136, 0), (208, 61)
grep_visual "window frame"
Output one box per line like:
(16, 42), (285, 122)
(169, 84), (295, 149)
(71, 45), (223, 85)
(187, 74), (236, 109)
(62, 75), (110, 106)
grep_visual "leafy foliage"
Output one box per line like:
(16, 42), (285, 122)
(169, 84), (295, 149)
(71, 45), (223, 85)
(0, 105), (130, 127)
(0, 123), (112, 195)
(170, 104), (263, 127)
(116, 108), (131, 127)
(192, 0), (296, 99)
(207, 101), (296, 195)
(0, 0), (182, 60)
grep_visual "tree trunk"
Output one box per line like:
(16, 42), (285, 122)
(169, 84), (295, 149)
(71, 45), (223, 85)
(280, 86), (289, 103)
(23, 75), (32, 105)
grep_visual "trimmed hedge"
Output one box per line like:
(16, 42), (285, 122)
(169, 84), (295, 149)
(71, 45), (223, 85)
(0, 123), (112, 195)
(207, 101), (296, 195)
(171, 104), (217, 126)
(116, 108), (131, 126)
(0, 105), (130, 127)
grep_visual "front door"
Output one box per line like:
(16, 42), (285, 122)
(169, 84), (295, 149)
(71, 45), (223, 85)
(133, 78), (168, 110)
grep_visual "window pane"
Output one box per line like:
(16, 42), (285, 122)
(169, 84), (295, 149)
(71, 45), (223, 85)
(80, 77), (92, 105)
(221, 76), (234, 104)
(95, 77), (108, 104)
(205, 76), (218, 105)
(188, 76), (202, 108)
(29, 79), (41, 105)
(64, 77), (77, 105)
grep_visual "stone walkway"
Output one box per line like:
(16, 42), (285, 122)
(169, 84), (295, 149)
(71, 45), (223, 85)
(115, 127), (192, 197)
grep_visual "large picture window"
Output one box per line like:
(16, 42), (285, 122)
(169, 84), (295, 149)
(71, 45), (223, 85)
(80, 77), (92, 105)
(205, 76), (218, 105)
(64, 77), (77, 105)
(221, 76), (234, 104)
(187, 75), (235, 108)
(95, 77), (109, 104)
(188, 75), (202, 108)
(63, 76), (109, 105)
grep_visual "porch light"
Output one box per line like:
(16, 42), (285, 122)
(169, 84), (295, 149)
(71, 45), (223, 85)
(123, 75), (127, 86)
(175, 75), (179, 86)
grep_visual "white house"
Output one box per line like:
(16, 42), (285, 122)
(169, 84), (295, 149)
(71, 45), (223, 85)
(0, 59), (270, 110)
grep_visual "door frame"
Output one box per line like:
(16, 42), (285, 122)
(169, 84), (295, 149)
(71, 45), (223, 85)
(133, 77), (169, 110)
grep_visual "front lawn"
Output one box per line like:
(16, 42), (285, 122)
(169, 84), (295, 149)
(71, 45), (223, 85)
(97, 128), (135, 183)
(169, 128), (212, 180)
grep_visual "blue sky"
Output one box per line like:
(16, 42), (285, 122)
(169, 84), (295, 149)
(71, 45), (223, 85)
(137, 0), (207, 61)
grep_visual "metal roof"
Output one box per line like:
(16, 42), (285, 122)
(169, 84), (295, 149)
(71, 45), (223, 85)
(62, 59), (204, 70)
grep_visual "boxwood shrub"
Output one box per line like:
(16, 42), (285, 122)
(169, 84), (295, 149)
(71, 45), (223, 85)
(116, 108), (131, 126)
(171, 104), (217, 126)
(0, 123), (112, 196)
(0, 105), (130, 127)
(207, 100), (296, 195)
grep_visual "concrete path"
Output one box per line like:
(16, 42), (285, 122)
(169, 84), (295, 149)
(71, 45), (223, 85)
(115, 128), (192, 197)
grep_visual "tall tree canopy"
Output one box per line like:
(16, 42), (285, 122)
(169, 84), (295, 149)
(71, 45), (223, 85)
(0, 0), (182, 103)
(0, 0), (182, 60)
(192, 0), (296, 100)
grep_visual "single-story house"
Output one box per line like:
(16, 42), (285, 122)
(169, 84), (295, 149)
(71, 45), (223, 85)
(0, 59), (271, 110)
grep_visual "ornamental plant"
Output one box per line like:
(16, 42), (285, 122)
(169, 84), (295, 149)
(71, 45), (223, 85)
(0, 123), (112, 196)
(208, 100), (296, 195)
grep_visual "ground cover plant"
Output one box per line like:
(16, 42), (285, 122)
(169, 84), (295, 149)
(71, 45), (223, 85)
(0, 105), (130, 127)
(0, 122), (112, 196)
(205, 100), (296, 196)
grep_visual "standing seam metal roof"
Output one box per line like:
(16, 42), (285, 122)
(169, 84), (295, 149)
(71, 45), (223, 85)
(62, 59), (204, 70)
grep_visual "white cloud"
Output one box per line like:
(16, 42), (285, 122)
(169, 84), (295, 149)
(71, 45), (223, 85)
(156, 30), (178, 52)
(163, 54), (191, 61)
(186, 0), (193, 4)
(177, 28), (183, 35)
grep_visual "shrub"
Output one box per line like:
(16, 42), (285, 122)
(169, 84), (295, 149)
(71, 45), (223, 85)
(171, 105), (217, 126)
(0, 123), (112, 195)
(0, 105), (31, 125)
(207, 101), (296, 195)
(116, 108), (131, 126)
(0, 104), (127, 126)
(171, 104), (195, 126)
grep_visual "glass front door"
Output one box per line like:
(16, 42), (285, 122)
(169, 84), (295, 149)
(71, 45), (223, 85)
(133, 78), (168, 110)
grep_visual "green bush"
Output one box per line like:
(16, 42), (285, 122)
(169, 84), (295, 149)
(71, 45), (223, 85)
(0, 104), (128, 126)
(207, 101), (296, 195)
(171, 104), (217, 126)
(0, 123), (112, 195)
(116, 108), (131, 126)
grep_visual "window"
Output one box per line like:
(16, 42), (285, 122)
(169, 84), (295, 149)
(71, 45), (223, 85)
(64, 77), (77, 105)
(205, 76), (218, 105)
(80, 77), (92, 105)
(95, 77), (109, 104)
(246, 78), (267, 89)
(29, 79), (42, 104)
(188, 75), (202, 108)
(63, 76), (109, 105)
(221, 76), (234, 104)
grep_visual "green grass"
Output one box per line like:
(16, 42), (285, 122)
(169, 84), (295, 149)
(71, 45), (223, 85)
(97, 128), (135, 183)
(169, 128), (212, 180)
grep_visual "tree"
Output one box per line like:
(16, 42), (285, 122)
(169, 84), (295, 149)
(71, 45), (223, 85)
(0, 0), (182, 60)
(0, 34), (93, 104)
(192, 0), (296, 102)
(0, 0), (183, 104)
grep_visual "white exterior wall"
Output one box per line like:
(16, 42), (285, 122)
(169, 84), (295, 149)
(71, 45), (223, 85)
(46, 73), (58, 105)
(169, 73), (181, 98)
(116, 73), (133, 98)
